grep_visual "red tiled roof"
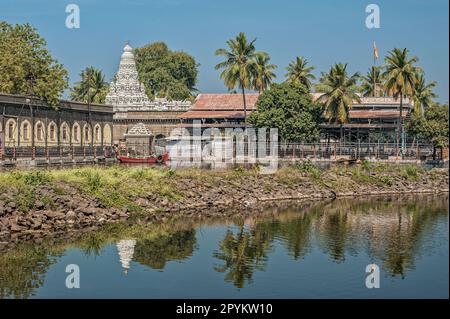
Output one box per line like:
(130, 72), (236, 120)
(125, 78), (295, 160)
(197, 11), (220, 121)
(179, 93), (260, 119)
(349, 110), (408, 119)
(179, 110), (253, 119)
(191, 93), (259, 110)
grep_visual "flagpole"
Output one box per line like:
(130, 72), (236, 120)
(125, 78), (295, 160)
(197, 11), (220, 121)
(373, 41), (376, 97)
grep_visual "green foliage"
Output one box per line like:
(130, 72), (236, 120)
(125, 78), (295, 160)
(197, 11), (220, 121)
(412, 72), (438, 114)
(316, 63), (361, 124)
(359, 66), (384, 97)
(285, 56), (316, 91)
(377, 175), (393, 186)
(0, 21), (68, 107)
(16, 185), (36, 213)
(248, 82), (321, 142)
(400, 165), (422, 181)
(86, 171), (104, 192)
(383, 48), (420, 99)
(22, 171), (51, 186)
(351, 167), (374, 184)
(215, 32), (258, 93)
(134, 42), (198, 100)
(70, 67), (109, 104)
(406, 104), (449, 149)
(252, 52), (277, 92)
(295, 160), (321, 177)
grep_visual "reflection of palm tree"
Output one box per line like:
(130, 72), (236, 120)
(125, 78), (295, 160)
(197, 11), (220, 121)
(381, 200), (447, 278)
(278, 213), (313, 260)
(133, 229), (197, 270)
(213, 223), (273, 288)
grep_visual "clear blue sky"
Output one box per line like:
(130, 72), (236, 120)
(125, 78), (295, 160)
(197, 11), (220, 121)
(1, 0), (449, 102)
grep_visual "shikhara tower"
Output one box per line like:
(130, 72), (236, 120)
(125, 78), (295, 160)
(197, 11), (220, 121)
(106, 43), (191, 143)
(105, 43), (151, 112)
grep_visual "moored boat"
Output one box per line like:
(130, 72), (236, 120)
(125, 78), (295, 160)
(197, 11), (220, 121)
(118, 152), (170, 164)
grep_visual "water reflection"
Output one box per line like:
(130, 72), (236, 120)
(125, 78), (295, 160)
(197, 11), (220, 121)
(0, 245), (63, 298)
(133, 229), (197, 270)
(0, 194), (447, 297)
(212, 195), (448, 287)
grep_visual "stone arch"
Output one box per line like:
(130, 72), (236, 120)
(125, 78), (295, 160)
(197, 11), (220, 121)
(82, 123), (92, 145)
(5, 118), (18, 145)
(48, 121), (58, 145)
(60, 121), (70, 145)
(72, 122), (81, 145)
(34, 120), (46, 146)
(93, 123), (102, 145)
(103, 124), (112, 145)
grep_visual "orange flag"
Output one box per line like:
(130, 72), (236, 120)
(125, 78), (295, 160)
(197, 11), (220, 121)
(373, 41), (379, 60)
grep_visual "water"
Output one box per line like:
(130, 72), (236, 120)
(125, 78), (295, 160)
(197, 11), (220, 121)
(0, 195), (448, 299)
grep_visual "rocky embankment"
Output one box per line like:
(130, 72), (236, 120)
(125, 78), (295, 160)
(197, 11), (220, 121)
(0, 165), (448, 245)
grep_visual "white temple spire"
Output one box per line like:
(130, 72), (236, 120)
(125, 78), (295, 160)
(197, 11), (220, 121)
(106, 42), (192, 112)
(105, 42), (150, 112)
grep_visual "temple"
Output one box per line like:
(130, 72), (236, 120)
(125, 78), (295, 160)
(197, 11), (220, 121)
(106, 43), (191, 143)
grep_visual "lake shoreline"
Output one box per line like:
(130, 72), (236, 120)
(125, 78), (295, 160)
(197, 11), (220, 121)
(0, 164), (448, 247)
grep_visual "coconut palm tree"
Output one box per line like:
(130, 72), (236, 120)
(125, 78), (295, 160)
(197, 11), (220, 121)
(70, 67), (109, 104)
(285, 56), (316, 91)
(360, 66), (384, 97)
(412, 72), (438, 114)
(252, 52), (277, 93)
(215, 32), (258, 126)
(382, 48), (421, 156)
(316, 63), (361, 141)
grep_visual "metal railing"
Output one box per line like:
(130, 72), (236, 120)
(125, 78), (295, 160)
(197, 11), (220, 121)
(0, 145), (114, 161)
(277, 142), (437, 161)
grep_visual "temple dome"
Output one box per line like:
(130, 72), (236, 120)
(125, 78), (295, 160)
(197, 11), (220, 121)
(121, 43), (134, 59)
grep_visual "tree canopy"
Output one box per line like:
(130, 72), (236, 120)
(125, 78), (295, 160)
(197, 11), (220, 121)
(70, 67), (109, 104)
(316, 63), (361, 125)
(285, 56), (316, 91)
(134, 42), (198, 101)
(406, 103), (449, 149)
(0, 21), (68, 107)
(248, 82), (321, 142)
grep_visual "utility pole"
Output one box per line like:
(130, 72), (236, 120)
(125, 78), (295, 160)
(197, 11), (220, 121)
(88, 71), (93, 150)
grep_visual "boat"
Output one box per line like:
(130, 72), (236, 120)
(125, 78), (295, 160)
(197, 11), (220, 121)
(118, 152), (170, 164)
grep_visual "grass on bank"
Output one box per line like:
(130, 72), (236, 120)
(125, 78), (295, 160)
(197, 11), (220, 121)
(0, 162), (439, 213)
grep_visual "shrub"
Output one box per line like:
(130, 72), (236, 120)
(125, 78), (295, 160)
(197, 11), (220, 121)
(401, 165), (422, 181)
(86, 172), (103, 192)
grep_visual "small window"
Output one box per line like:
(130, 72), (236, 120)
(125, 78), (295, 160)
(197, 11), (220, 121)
(50, 125), (55, 140)
(23, 123), (29, 140)
(8, 122), (14, 139)
(62, 126), (68, 142)
(74, 126), (79, 142)
(37, 124), (43, 141)
(84, 126), (89, 140)
(95, 127), (100, 142)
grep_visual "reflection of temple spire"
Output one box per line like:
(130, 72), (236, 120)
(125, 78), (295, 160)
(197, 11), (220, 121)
(116, 239), (136, 275)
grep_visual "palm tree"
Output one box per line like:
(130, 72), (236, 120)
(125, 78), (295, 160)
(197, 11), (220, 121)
(316, 63), (361, 141)
(412, 72), (437, 114)
(252, 52), (277, 93)
(215, 32), (258, 126)
(360, 66), (384, 97)
(70, 67), (109, 104)
(383, 48), (420, 156)
(285, 56), (316, 91)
